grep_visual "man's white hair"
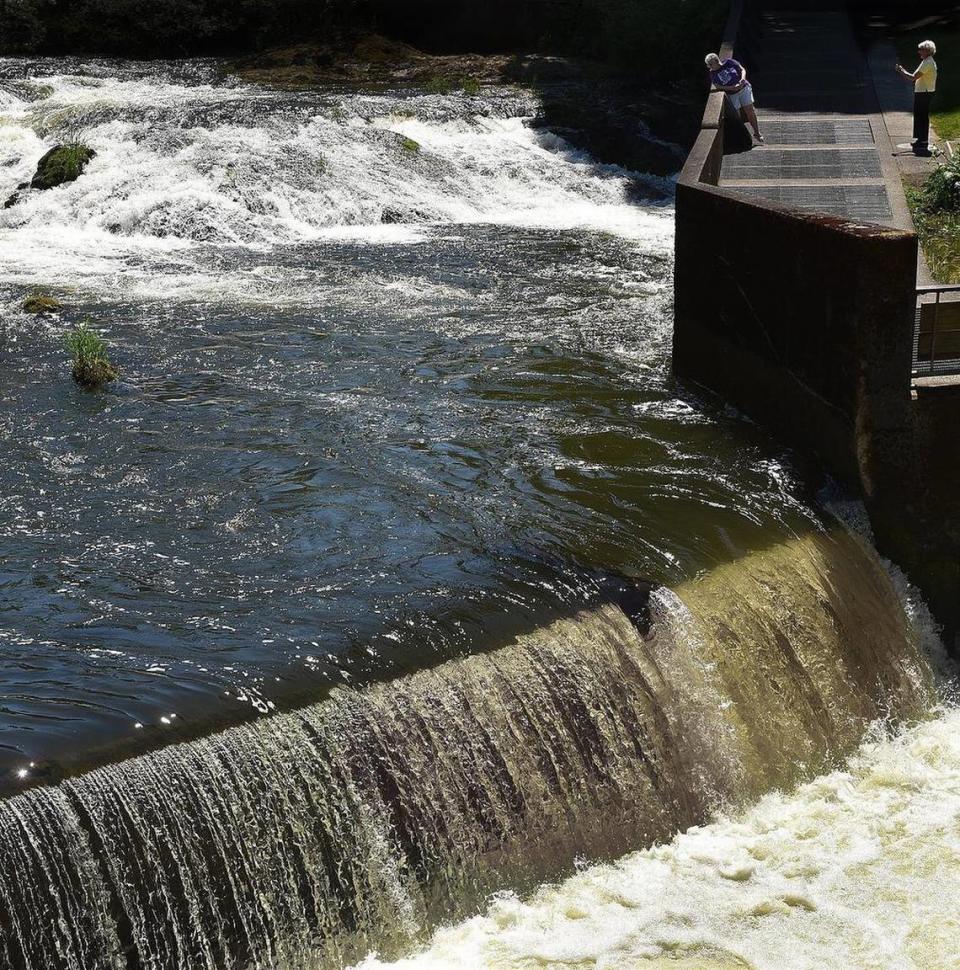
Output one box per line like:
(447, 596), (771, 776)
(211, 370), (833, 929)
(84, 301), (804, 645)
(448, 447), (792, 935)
(919, 39), (937, 56)
(705, 53), (722, 68)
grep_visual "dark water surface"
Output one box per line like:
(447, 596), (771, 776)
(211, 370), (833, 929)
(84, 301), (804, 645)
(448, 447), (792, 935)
(0, 59), (817, 781)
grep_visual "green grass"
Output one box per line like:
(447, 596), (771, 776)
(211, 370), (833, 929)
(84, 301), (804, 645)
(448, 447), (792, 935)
(898, 27), (960, 141)
(398, 136), (420, 154)
(65, 321), (118, 386)
(906, 180), (960, 283)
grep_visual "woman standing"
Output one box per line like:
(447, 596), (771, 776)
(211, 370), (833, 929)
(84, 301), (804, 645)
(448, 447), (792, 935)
(705, 52), (764, 145)
(897, 40), (938, 156)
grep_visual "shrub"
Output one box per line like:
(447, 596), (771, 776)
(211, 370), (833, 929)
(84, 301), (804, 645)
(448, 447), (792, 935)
(918, 157), (960, 214)
(399, 135), (420, 153)
(424, 75), (453, 95)
(65, 321), (119, 387)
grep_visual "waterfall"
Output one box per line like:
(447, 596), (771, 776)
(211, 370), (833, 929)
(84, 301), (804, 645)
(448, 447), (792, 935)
(0, 524), (934, 970)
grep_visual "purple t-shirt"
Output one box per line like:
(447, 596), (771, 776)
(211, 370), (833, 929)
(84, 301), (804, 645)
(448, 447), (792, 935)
(711, 58), (744, 89)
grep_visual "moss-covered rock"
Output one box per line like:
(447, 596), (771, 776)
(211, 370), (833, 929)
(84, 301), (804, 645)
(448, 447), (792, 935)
(30, 143), (96, 191)
(73, 357), (119, 387)
(22, 293), (62, 314)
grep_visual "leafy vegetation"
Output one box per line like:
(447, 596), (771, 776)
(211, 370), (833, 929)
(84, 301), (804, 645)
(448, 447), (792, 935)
(424, 75), (453, 95)
(65, 322), (119, 387)
(399, 136), (421, 154)
(907, 168), (960, 283)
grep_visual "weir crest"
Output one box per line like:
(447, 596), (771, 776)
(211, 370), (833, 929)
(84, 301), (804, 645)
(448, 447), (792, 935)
(0, 526), (934, 970)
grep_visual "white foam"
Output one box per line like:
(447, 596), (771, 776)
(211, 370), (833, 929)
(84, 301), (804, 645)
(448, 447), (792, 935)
(0, 69), (674, 304)
(354, 706), (960, 970)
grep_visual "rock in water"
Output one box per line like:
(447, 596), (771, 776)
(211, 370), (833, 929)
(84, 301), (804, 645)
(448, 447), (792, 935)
(29, 143), (96, 191)
(73, 357), (119, 387)
(22, 294), (62, 314)
(3, 182), (30, 209)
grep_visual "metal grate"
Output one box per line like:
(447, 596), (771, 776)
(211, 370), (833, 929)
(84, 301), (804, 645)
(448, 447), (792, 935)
(724, 184), (893, 221)
(755, 93), (870, 114)
(758, 120), (874, 146)
(722, 149), (882, 179)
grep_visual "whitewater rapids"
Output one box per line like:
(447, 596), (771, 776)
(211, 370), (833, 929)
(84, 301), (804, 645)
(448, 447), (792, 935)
(355, 706), (960, 970)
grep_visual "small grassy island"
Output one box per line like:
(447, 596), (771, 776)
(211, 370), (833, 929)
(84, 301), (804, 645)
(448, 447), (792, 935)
(66, 321), (119, 387)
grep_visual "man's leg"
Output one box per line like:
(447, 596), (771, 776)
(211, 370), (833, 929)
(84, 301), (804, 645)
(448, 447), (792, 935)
(914, 93), (932, 153)
(741, 105), (762, 141)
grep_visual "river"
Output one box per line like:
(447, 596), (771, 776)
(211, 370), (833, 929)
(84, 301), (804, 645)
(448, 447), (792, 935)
(0, 57), (953, 970)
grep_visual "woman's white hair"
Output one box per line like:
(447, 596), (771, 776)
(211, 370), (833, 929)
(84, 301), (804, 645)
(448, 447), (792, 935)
(919, 39), (937, 56)
(705, 53), (722, 68)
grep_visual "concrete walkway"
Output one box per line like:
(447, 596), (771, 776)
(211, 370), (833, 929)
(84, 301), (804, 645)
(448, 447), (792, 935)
(719, 6), (914, 233)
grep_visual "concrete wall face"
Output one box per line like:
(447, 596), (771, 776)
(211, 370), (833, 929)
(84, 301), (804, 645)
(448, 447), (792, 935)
(674, 180), (917, 496)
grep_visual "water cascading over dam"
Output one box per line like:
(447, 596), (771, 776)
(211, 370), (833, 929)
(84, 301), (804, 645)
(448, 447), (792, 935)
(0, 58), (945, 970)
(0, 526), (935, 970)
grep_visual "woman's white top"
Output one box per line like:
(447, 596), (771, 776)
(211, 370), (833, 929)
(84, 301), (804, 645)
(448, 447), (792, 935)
(916, 56), (937, 94)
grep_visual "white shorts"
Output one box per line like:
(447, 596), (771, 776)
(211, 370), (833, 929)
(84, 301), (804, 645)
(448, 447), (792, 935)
(726, 84), (755, 110)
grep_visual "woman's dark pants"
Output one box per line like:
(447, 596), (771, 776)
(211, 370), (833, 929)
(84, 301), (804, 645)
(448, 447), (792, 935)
(914, 92), (933, 153)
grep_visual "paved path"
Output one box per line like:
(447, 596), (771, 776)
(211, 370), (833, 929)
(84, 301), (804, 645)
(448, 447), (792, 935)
(719, 6), (914, 233)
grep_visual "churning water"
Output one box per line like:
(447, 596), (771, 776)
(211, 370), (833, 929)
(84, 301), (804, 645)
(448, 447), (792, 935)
(356, 705), (960, 970)
(0, 57), (952, 970)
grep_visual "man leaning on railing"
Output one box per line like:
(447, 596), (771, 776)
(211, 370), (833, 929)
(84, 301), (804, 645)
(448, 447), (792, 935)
(705, 52), (764, 146)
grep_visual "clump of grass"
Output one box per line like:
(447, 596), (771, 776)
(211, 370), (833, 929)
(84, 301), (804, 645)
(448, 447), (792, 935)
(22, 293), (62, 315)
(399, 135), (421, 154)
(424, 75), (453, 95)
(423, 75), (481, 96)
(65, 321), (119, 387)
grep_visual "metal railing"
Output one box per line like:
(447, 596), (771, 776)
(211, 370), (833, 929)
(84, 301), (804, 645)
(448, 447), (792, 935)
(913, 284), (960, 378)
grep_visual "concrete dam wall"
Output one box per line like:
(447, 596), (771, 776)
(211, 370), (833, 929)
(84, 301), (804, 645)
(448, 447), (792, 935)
(673, 0), (960, 649)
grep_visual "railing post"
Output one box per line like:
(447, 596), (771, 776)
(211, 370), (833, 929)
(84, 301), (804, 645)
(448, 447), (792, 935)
(931, 289), (940, 373)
